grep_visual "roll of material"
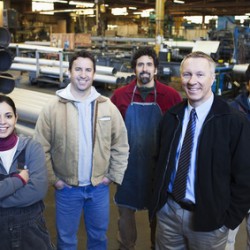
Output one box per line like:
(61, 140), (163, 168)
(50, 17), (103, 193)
(232, 64), (249, 74)
(7, 88), (55, 126)
(0, 27), (11, 48)
(13, 57), (117, 76)
(0, 73), (15, 94)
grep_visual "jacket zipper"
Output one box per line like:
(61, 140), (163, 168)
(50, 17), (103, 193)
(151, 114), (181, 218)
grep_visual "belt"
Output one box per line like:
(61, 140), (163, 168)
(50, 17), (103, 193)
(178, 200), (195, 212)
(168, 193), (195, 212)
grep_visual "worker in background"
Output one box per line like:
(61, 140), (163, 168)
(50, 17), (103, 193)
(230, 64), (250, 120)
(34, 50), (129, 250)
(226, 64), (250, 250)
(111, 46), (182, 250)
(150, 51), (250, 250)
(0, 95), (54, 250)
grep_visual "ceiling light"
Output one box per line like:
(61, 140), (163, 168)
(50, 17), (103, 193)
(39, 8), (95, 14)
(33, 0), (67, 3)
(133, 8), (155, 18)
(173, 0), (185, 4)
(33, 2), (54, 11)
(76, 9), (94, 15)
(69, 1), (95, 8)
(133, 8), (154, 17)
(111, 7), (128, 16)
(40, 11), (55, 15)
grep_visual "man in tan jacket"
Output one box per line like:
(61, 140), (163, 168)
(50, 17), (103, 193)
(34, 50), (129, 250)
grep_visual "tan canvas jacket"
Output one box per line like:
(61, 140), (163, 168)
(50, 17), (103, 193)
(34, 95), (129, 186)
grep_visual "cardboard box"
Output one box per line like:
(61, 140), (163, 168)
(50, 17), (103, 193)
(50, 33), (75, 50)
(117, 24), (138, 37)
(75, 33), (92, 47)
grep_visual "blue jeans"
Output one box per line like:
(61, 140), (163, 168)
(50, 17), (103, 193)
(55, 184), (109, 250)
(0, 201), (54, 250)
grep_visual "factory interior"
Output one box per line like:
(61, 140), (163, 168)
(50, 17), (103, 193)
(1, 0), (250, 249)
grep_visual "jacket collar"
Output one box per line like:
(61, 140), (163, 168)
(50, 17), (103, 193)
(169, 96), (231, 120)
(58, 94), (108, 104)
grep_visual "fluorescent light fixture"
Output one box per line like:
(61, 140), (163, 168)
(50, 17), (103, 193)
(111, 7), (128, 16)
(183, 15), (218, 24)
(32, 0), (67, 11)
(107, 24), (118, 29)
(235, 15), (250, 23)
(69, 1), (95, 8)
(76, 9), (94, 15)
(173, 0), (185, 4)
(133, 11), (149, 18)
(33, 0), (67, 3)
(129, 7), (137, 10)
(39, 8), (95, 14)
(40, 11), (55, 15)
(134, 8), (154, 18)
(32, 2), (54, 11)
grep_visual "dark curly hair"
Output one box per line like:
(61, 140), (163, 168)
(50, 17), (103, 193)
(131, 47), (159, 70)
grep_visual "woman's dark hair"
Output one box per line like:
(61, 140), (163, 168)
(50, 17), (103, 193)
(68, 50), (96, 72)
(0, 95), (17, 117)
(131, 47), (159, 70)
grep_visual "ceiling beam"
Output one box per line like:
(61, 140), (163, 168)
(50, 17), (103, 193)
(166, 0), (250, 16)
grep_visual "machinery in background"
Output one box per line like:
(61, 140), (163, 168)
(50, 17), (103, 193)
(6, 36), (249, 100)
(0, 27), (15, 94)
(233, 26), (250, 64)
(208, 29), (234, 63)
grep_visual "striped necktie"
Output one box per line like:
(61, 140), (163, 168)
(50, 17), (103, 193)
(172, 108), (196, 202)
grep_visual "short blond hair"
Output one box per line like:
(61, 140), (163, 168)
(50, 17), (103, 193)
(180, 51), (216, 75)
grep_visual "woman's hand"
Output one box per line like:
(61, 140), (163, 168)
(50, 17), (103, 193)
(18, 169), (29, 183)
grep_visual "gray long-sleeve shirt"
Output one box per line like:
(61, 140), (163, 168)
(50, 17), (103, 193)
(0, 136), (48, 208)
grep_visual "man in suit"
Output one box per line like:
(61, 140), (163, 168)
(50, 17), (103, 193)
(150, 51), (250, 250)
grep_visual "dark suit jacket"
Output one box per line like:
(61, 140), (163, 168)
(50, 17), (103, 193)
(150, 96), (250, 231)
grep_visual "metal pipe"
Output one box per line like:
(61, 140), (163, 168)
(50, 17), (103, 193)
(9, 43), (64, 53)
(13, 57), (117, 75)
(0, 49), (12, 71)
(163, 40), (195, 49)
(96, 65), (117, 75)
(155, 0), (165, 37)
(232, 64), (249, 74)
(24, 41), (51, 46)
(10, 63), (122, 84)
(94, 74), (119, 85)
(0, 27), (11, 47)
(16, 124), (35, 137)
(13, 57), (69, 68)
(91, 36), (155, 43)
(7, 88), (55, 124)
(0, 73), (15, 94)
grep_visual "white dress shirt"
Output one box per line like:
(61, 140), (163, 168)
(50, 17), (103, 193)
(169, 94), (214, 203)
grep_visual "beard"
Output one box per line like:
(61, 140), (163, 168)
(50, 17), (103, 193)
(139, 72), (151, 85)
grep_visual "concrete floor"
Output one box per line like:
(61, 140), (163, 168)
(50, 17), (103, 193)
(44, 185), (152, 250)
(14, 71), (248, 249)
(43, 184), (248, 250)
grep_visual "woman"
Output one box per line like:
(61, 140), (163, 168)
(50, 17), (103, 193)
(0, 95), (54, 250)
